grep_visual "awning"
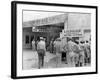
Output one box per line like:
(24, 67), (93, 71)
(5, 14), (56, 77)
(23, 14), (67, 27)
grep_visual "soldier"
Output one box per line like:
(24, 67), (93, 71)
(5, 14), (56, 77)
(79, 40), (85, 66)
(67, 38), (78, 66)
(73, 40), (80, 67)
(37, 37), (46, 69)
(54, 38), (62, 67)
(84, 40), (91, 64)
(62, 39), (69, 64)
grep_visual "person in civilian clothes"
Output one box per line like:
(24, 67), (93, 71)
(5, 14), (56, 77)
(32, 39), (35, 51)
(37, 37), (46, 69)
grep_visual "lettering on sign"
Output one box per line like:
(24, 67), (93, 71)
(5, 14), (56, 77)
(63, 29), (83, 37)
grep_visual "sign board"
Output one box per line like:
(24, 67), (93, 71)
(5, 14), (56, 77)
(32, 28), (48, 32)
(61, 29), (83, 37)
(30, 14), (67, 27)
(32, 29), (39, 32)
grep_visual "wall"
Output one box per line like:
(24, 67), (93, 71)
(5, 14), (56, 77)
(0, 0), (99, 80)
(23, 28), (34, 49)
(64, 13), (91, 30)
(68, 13), (91, 29)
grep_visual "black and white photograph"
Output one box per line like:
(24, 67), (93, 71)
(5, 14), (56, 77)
(11, 1), (97, 79)
(22, 11), (91, 69)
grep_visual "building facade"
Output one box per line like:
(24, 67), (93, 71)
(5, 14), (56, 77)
(23, 13), (91, 49)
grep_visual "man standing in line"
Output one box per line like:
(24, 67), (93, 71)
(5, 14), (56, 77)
(84, 40), (91, 64)
(37, 37), (46, 69)
(61, 38), (69, 64)
(79, 40), (85, 66)
(67, 38), (78, 66)
(53, 38), (61, 67)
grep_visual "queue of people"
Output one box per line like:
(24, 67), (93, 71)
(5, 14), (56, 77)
(32, 37), (91, 69)
(49, 37), (91, 67)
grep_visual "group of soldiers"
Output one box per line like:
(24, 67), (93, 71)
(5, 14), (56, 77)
(50, 37), (91, 67)
(32, 37), (91, 69)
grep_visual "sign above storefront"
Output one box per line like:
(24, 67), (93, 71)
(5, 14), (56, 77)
(61, 29), (83, 37)
(23, 14), (67, 27)
(32, 14), (67, 26)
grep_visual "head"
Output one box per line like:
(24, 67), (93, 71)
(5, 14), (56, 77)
(80, 40), (85, 44)
(68, 37), (73, 41)
(32, 39), (34, 41)
(86, 40), (89, 43)
(75, 40), (79, 44)
(56, 38), (61, 42)
(40, 37), (44, 41)
(51, 38), (54, 41)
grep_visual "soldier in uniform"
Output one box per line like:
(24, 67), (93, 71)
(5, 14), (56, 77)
(37, 37), (46, 69)
(67, 38), (78, 66)
(79, 40), (85, 66)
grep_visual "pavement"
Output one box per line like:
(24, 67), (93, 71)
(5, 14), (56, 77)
(23, 49), (90, 70)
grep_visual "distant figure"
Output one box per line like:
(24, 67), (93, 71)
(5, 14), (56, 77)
(53, 40), (56, 54)
(32, 39), (35, 51)
(50, 39), (54, 53)
(84, 40), (91, 64)
(73, 41), (81, 67)
(37, 37), (46, 69)
(79, 41), (85, 66)
(54, 38), (61, 54)
(62, 41), (69, 64)
(54, 38), (62, 66)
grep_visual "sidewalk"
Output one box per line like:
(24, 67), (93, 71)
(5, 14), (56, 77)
(23, 50), (58, 69)
(23, 49), (90, 70)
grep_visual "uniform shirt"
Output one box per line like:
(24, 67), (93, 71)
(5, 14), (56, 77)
(37, 40), (46, 51)
(84, 42), (90, 49)
(67, 40), (77, 52)
(84, 42), (91, 56)
(60, 38), (67, 52)
(54, 40), (61, 53)
(79, 43), (85, 50)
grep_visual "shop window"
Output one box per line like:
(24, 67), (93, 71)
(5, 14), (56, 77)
(25, 35), (29, 44)
(31, 36), (34, 42)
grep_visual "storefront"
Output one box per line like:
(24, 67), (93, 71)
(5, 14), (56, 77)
(23, 13), (91, 49)
(23, 14), (66, 49)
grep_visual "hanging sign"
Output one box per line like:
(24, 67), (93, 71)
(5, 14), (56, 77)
(62, 29), (83, 37)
